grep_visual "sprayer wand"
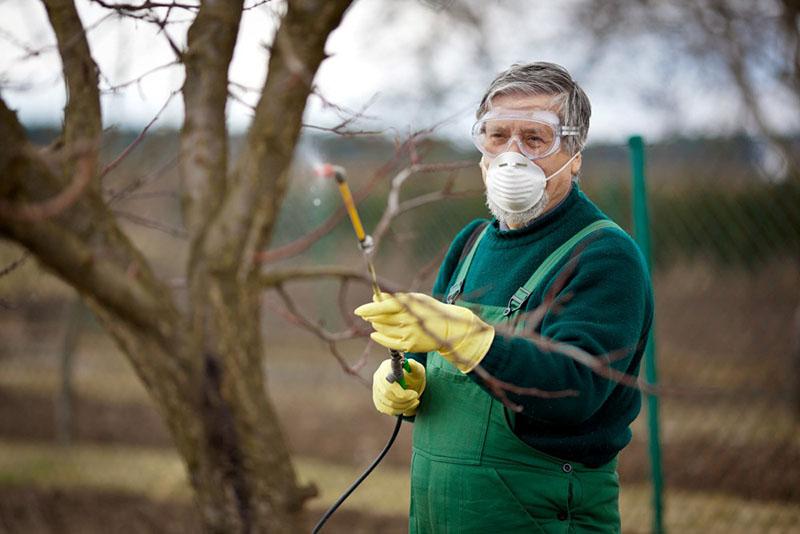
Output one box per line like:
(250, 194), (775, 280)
(311, 163), (411, 533)
(318, 163), (411, 387)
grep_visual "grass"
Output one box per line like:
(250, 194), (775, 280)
(2, 439), (799, 532)
(0, 440), (408, 515)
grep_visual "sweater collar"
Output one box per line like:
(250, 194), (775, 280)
(489, 181), (581, 242)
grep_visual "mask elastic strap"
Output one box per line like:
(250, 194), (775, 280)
(544, 151), (580, 182)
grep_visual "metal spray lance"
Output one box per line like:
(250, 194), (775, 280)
(311, 163), (411, 533)
(316, 163), (411, 387)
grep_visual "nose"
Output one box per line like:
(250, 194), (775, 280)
(505, 137), (525, 155)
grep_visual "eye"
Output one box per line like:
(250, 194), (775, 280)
(524, 135), (544, 145)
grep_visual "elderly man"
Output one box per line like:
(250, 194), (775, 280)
(355, 62), (653, 533)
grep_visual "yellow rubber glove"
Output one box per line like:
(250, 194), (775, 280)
(372, 358), (426, 416)
(355, 292), (495, 373)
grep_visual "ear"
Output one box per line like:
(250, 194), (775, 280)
(570, 152), (582, 176)
(479, 155), (488, 184)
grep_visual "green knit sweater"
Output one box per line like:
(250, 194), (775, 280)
(409, 182), (654, 467)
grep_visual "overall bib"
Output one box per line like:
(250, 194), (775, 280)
(410, 220), (622, 534)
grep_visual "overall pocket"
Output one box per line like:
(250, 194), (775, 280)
(412, 362), (492, 464)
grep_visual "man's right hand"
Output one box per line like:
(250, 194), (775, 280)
(372, 358), (426, 416)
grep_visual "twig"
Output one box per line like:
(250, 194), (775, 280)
(371, 160), (475, 251)
(254, 129), (443, 264)
(101, 91), (178, 178)
(0, 252), (30, 278)
(302, 91), (384, 137)
(270, 286), (369, 385)
(256, 265), (400, 293)
(118, 190), (179, 201)
(243, 0), (272, 10)
(113, 209), (188, 238)
(90, 0), (200, 12)
(101, 61), (180, 93)
(409, 243), (448, 291)
(106, 155), (178, 205)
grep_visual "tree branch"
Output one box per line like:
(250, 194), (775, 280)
(202, 0), (354, 275)
(42, 0), (102, 180)
(0, 96), (179, 346)
(179, 0), (244, 244)
(269, 285), (368, 385)
(256, 265), (400, 293)
(0, 142), (94, 221)
(101, 91), (178, 178)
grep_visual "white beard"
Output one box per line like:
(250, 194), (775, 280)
(485, 190), (550, 229)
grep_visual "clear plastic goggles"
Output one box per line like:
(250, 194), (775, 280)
(470, 109), (580, 160)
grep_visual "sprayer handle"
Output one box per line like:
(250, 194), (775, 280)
(386, 350), (409, 389)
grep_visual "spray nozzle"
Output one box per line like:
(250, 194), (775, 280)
(315, 163), (347, 183)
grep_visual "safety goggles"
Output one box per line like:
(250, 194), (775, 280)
(470, 109), (580, 160)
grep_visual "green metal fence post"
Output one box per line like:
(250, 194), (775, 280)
(628, 135), (665, 534)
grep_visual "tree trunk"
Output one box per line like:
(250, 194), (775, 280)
(90, 295), (312, 533)
(1, 0), (354, 531)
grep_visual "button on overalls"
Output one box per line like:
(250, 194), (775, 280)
(410, 220), (622, 534)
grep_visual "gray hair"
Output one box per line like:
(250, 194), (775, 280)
(476, 62), (591, 155)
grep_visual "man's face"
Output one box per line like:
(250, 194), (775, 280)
(479, 94), (581, 192)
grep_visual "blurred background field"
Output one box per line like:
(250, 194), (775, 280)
(1, 129), (799, 533)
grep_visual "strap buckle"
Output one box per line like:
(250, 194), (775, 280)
(503, 287), (531, 316)
(446, 282), (462, 304)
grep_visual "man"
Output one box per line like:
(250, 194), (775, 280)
(355, 62), (653, 533)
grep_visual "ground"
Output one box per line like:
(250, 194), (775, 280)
(0, 260), (799, 533)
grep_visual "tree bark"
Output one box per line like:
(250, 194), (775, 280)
(2, 0), (355, 531)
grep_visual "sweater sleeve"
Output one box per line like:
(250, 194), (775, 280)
(405, 219), (487, 369)
(471, 231), (654, 425)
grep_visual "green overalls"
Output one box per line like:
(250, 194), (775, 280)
(410, 220), (622, 534)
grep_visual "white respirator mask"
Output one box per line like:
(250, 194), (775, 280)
(485, 150), (580, 213)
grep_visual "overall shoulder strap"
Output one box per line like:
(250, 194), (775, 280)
(445, 222), (490, 304)
(503, 219), (621, 316)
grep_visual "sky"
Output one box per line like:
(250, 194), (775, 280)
(0, 0), (796, 148)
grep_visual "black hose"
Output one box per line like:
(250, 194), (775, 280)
(311, 415), (403, 533)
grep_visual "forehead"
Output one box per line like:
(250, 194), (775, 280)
(488, 93), (560, 114)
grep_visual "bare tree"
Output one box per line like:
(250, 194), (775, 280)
(0, 0), (352, 531)
(0, 1), (680, 531)
(578, 0), (800, 171)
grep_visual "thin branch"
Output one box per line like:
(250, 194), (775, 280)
(89, 0), (200, 12)
(256, 265), (400, 293)
(101, 61), (180, 93)
(100, 90), (178, 178)
(15, 11), (115, 61)
(367, 289), (664, 414)
(117, 190), (179, 201)
(254, 132), (434, 264)
(371, 160), (475, 251)
(0, 251), (30, 278)
(243, 0), (272, 10)
(337, 278), (358, 331)
(113, 209), (188, 238)
(301, 123), (384, 137)
(106, 155), (178, 205)
(409, 242), (448, 291)
(302, 91), (384, 137)
(270, 285), (368, 385)
(312, 89), (381, 122)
